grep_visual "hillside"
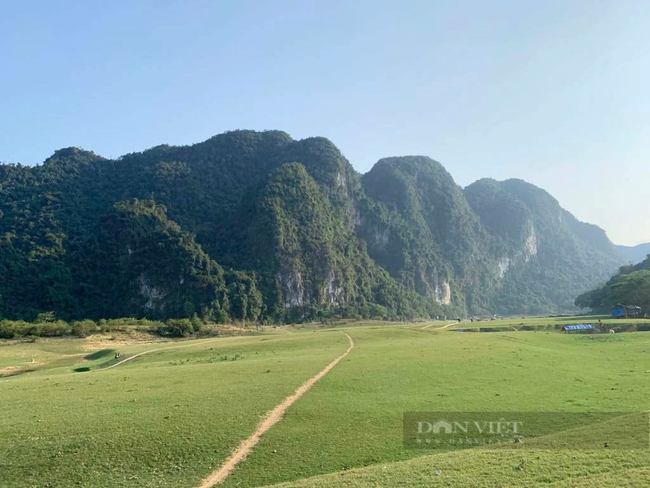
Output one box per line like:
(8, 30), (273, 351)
(0, 130), (624, 321)
(576, 255), (650, 314)
(359, 156), (496, 314)
(617, 242), (650, 264)
(465, 178), (623, 313)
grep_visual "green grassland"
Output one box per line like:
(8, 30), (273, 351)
(2, 319), (650, 487)
(442, 314), (650, 330)
(0, 340), (86, 371)
(0, 331), (350, 487)
(220, 327), (650, 487)
(271, 449), (650, 487)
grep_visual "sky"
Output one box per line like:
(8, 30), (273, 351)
(1, 0), (649, 246)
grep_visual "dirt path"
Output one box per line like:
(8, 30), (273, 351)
(197, 332), (355, 488)
(421, 321), (457, 330)
(96, 337), (224, 371)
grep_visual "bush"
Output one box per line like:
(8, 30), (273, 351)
(71, 320), (98, 337)
(0, 320), (21, 339)
(155, 318), (195, 337)
(96, 318), (164, 333)
(36, 311), (56, 322)
(0, 316), (207, 339)
(37, 320), (72, 337)
(0, 320), (73, 338)
(191, 315), (204, 333)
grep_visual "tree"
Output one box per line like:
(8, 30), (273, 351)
(609, 270), (650, 314)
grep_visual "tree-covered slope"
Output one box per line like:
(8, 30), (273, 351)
(465, 178), (623, 314)
(358, 156), (498, 315)
(85, 198), (264, 322)
(576, 256), (650, 314)
(0, 130), (624, 321)
(226, 161), (438, 321)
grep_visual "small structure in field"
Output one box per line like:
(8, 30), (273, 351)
(612, 305), (627, 318)
(628, 306), (642, 318)
(612, 304), (643, 318)
(562, 324), (595, 333)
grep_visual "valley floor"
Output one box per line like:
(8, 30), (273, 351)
(1, 317), (649, 487)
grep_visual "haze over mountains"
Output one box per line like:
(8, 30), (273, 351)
(0, 130), (625, 322)
(617, 243), (650, 265)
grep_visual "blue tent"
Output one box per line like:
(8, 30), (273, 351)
(563, 324), (595, 331)
(612, 306), (626, 318)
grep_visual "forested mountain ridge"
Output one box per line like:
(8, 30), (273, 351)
(0, 130), (624, 321)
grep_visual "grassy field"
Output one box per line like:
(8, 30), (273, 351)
(270, 449), (650, 487)
(1, 318), (650, 487)
(219, 326), (650, 487)
(440, 314), (650, 330)
(0, 331), (350, 487)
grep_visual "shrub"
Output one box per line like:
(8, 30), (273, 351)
(36, 311), (56, 323)
(37, 320), (72, 337)
(155, 318), (194, 337)
(0, 320), (20, 339)
(191, 315), (204, 333)
(71, 320), (98, 337)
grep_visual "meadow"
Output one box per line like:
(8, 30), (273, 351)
(0, 331), (349, 486)
(436, 314), (650, 330)
(1, 317), (650, 487)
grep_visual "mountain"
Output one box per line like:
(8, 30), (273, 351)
(0, 130), (624, 322)
(358, 156), (496, 314)
(465, 178), (623, 313)
(617, 243), (650, 264)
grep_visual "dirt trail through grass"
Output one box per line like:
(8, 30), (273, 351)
(197, 332), (355, 488)
(421, 321), (456, 330)
(97, 337), (224, 371)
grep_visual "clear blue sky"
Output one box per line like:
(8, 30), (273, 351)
(2, 0), (649, 245)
